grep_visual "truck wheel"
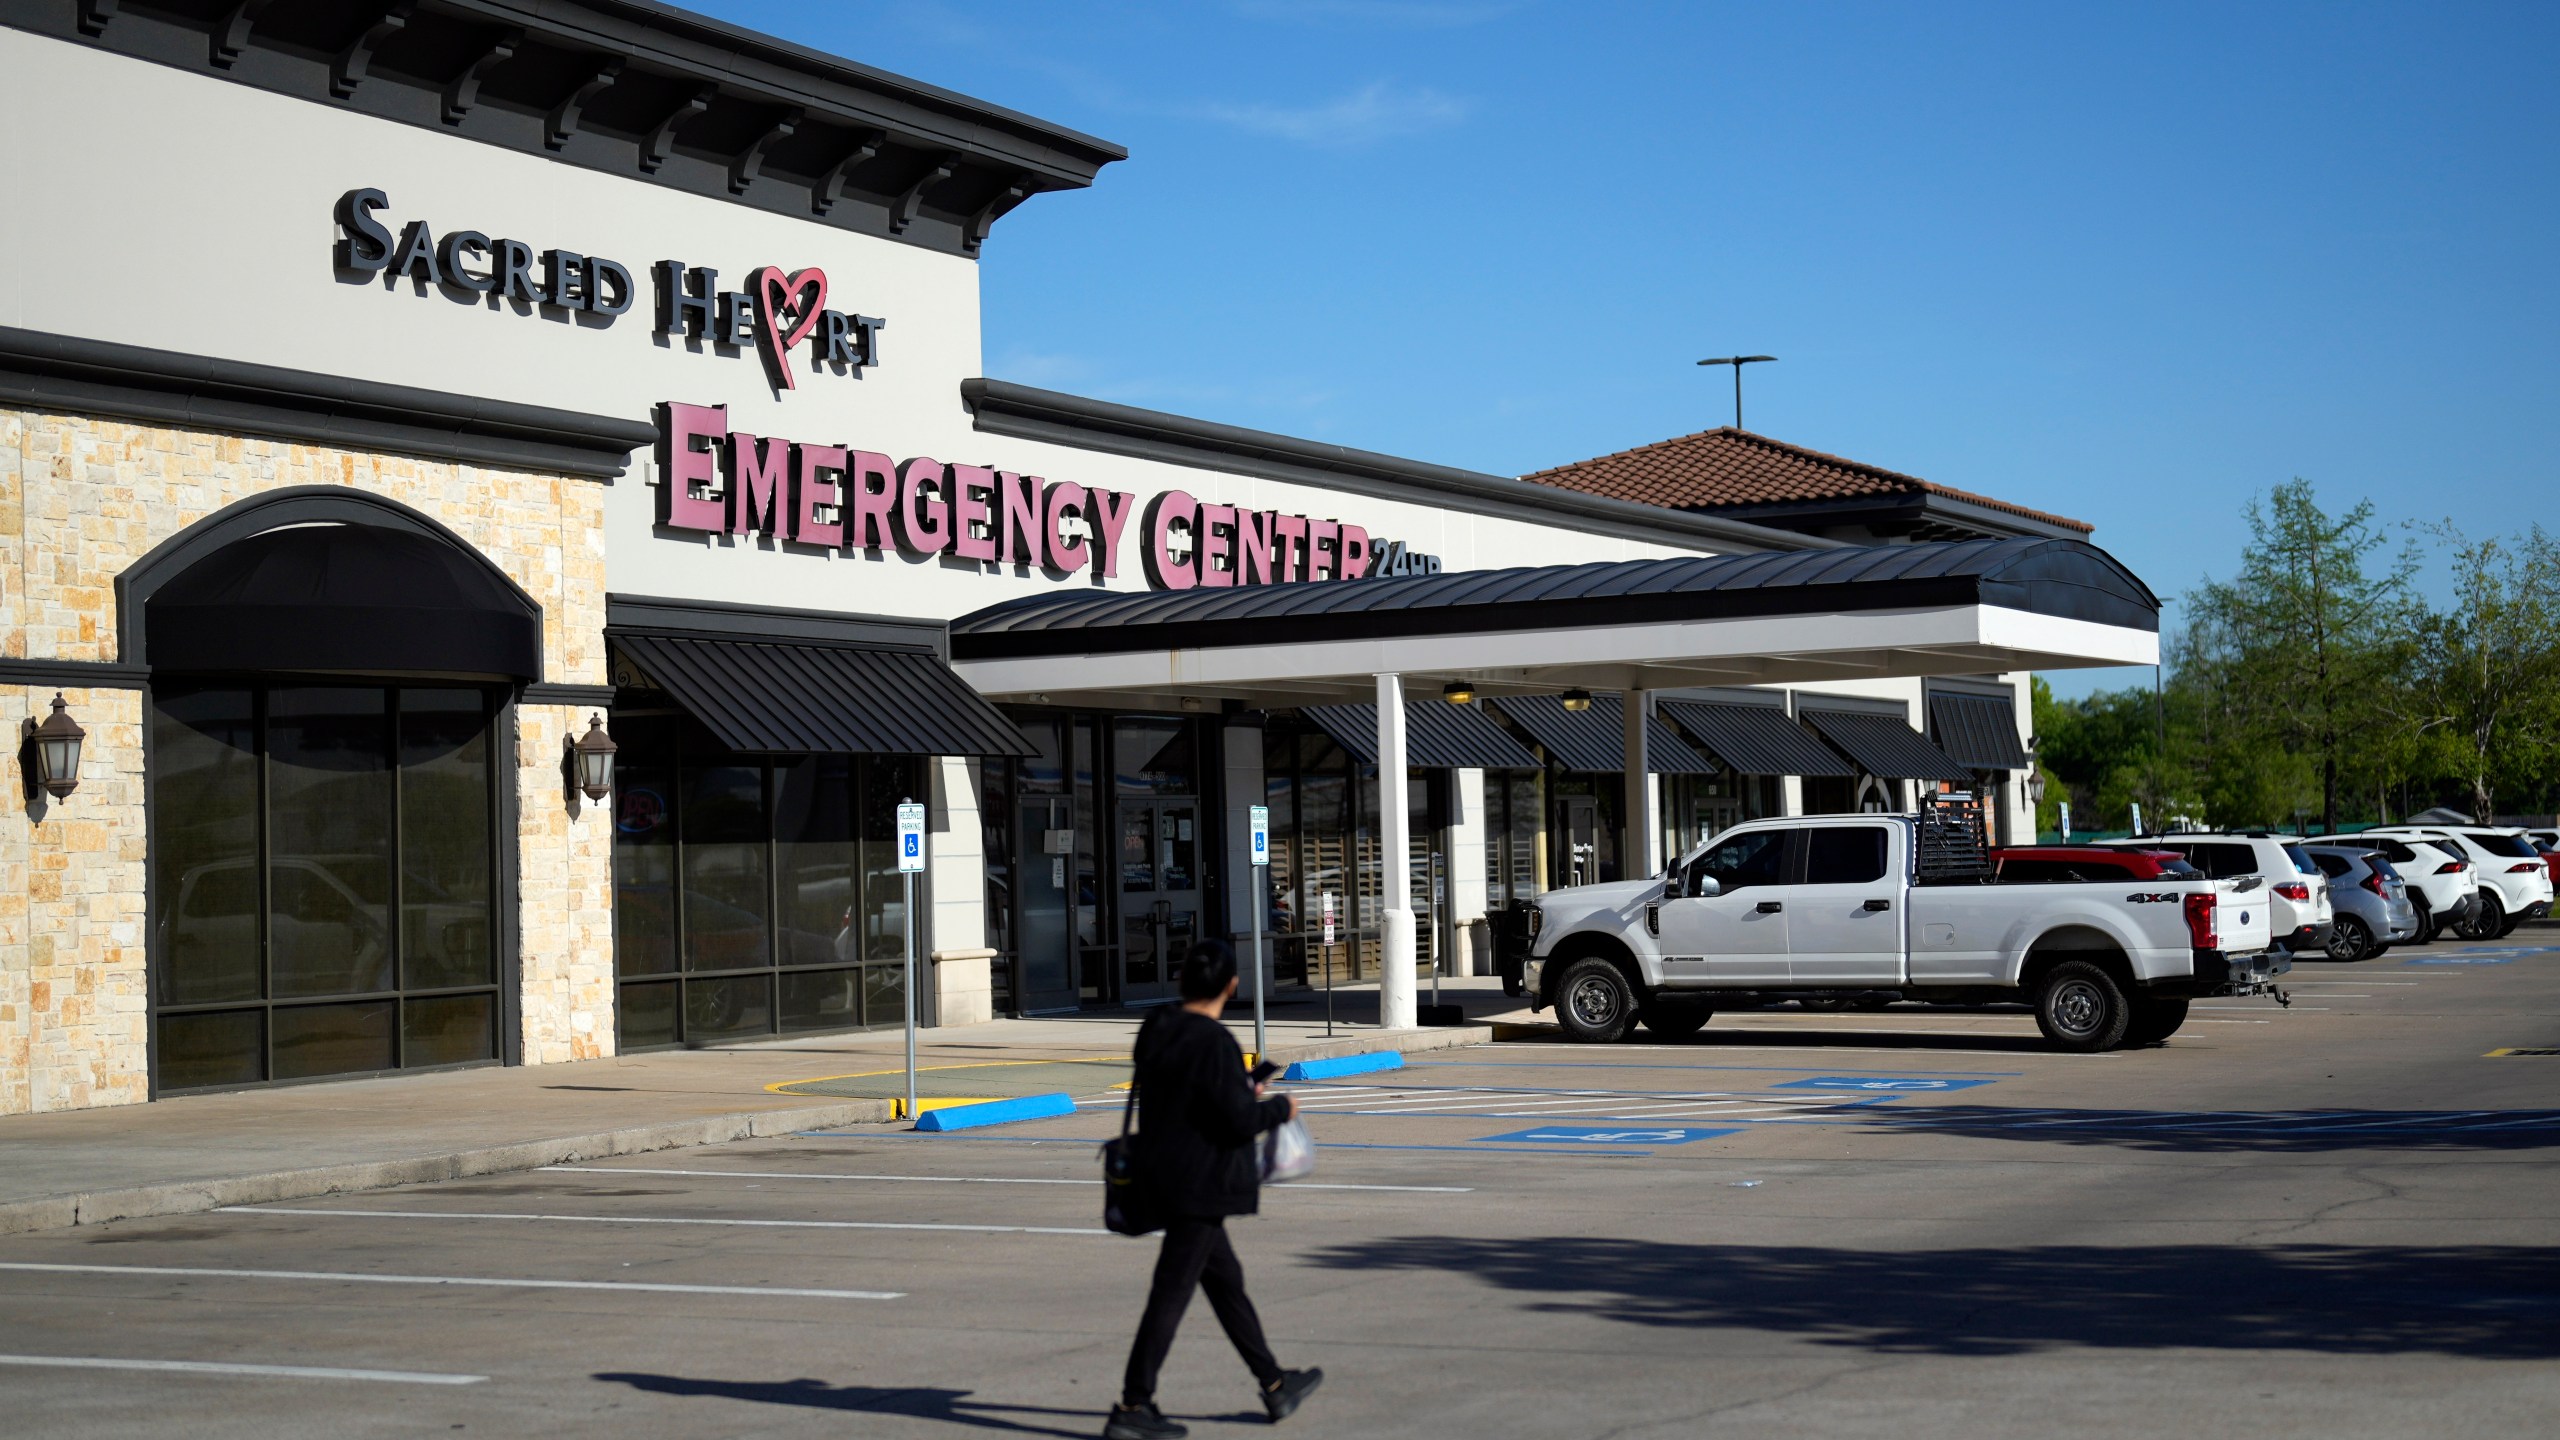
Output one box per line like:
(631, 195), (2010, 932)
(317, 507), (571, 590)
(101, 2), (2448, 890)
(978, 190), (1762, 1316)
(2457, 892), (2504, 941)
(2123, 995), (2190, 1046)
(1554, 956), (1638, 1043)
(2034, 960), (2132, 1052)
(2324, 915), (2372, 962)
(1639, 999), (1713, 1039)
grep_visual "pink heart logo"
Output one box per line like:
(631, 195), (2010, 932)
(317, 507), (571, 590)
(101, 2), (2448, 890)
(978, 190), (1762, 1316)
(748, 265), (828, 390)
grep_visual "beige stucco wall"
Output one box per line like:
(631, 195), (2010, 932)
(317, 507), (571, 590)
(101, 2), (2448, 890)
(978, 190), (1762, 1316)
(0, 408), (616, 1115)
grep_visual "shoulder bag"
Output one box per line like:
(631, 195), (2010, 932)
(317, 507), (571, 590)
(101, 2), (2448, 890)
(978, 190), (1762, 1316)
(1100, 1082), (1164, 1236)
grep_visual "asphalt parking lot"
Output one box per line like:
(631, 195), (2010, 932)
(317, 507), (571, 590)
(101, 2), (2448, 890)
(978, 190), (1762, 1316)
(4, 939), (2557, 1439)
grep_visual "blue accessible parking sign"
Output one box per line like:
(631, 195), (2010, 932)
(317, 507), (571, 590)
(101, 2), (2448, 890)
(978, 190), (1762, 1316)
(1473, 1125), (1739, 1146)
(1775, 1076), (1994, 1092)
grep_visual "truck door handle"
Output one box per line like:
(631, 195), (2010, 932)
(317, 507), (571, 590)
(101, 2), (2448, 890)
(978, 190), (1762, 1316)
(1864, 898), (1892, 912)
(1756, 901), (1784, 914)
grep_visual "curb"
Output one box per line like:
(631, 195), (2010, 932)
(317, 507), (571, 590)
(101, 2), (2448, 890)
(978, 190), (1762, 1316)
(0, 1097), (897, 1238)
(1262, 1024), (1491, 1066)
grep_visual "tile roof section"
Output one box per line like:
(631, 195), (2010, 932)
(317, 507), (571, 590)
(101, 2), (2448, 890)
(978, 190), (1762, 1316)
(1520, 428), (2092, 535)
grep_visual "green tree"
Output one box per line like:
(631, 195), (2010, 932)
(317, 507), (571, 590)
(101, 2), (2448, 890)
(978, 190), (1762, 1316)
(2176, 480), (2413, 833)
(2409, 524), (2560, 822)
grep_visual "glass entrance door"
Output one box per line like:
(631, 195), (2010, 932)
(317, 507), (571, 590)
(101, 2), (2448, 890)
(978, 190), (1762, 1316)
(1117, 800), (1201, 1005)
(1016, 799), (1079, 1013)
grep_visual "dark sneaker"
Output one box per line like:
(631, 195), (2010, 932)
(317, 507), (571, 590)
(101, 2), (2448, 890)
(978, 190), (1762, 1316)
(1262, 1368), (1324, 1422)
(1103, 1403), (1188, 1440)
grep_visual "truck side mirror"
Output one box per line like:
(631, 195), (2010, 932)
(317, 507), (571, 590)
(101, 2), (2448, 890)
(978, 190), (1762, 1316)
(1689, 873), (1721, 899)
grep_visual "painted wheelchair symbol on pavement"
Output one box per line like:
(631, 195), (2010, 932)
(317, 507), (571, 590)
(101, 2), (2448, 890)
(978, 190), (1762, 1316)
(1775, 1076), (1995, 1092)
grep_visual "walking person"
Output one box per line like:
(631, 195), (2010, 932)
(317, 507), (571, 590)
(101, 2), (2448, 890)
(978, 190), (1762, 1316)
(1105, 941), (1324, 1439)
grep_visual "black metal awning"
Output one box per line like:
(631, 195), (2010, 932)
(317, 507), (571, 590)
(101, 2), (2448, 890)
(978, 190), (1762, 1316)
(1491, 694), (1720, 775)
(1927, 692), (2032, 770)
(613, 632), (1033, 758)
(1658, 700), (1855, 778)
(1299, 701), (1541, 770)
(1801, 709), (1971, 782)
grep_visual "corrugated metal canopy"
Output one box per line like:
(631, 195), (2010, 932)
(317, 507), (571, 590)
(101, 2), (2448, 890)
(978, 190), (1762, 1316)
(1492, 694), (1721, 775)
(1659, 700), (1855, 778)
(1299, 702), (1541, 770)
(950, 536), (2158, 659)
(1928, 692), (2032, 770)
(1802, 708), (1970, 782)
(613, 632), (1034, 757)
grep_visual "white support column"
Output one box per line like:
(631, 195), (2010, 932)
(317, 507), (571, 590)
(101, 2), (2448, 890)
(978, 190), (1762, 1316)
(1376, 673), (1417, 1030)
(1624, 690), (1661, 878)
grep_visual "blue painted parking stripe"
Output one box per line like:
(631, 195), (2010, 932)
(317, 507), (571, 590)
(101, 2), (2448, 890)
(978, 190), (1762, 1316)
(1409, 1061), (2026, 1077)
(1775, 1076), (1996, 1093)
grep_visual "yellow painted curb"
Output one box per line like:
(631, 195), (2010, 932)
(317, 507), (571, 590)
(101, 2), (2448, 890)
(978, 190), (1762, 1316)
(763, 1056), (1123, 1095)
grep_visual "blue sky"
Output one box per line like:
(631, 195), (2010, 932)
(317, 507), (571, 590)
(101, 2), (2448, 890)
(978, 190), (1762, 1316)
(698, 1), (2557, 696)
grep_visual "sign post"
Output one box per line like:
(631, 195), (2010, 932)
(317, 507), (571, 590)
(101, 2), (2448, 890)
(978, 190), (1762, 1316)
(896, 799), (927, 1123)
(1320, 891), (1337, 1038)
(1248, 805), (1270, 1060)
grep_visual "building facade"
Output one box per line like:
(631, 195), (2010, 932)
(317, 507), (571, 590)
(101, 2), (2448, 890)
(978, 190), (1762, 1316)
(0, 1), (2125, 1113)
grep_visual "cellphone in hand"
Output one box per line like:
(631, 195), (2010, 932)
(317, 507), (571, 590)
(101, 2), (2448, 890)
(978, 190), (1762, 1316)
(1251, 1060), (1281, 1084)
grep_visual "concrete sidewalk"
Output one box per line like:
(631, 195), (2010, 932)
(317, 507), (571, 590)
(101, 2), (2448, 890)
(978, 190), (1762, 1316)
(0, 978), (1517, 1235)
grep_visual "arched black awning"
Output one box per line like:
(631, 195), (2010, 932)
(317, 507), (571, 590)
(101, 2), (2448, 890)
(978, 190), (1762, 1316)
(146, 522), (541, 680)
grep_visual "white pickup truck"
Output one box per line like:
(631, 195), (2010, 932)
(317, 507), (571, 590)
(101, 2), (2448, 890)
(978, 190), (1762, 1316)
(1521, 807), (2286, 1051)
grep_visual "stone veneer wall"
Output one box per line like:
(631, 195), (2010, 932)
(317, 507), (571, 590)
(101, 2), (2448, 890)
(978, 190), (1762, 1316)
(0, 408), (616, 1115)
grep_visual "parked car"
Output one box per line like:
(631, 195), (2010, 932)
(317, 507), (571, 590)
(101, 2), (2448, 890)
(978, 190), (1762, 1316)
(1524, 809), (2283, 1053)
(2333, 834), (2478, 943)
(2091, 833), (2333, 955)
(2360, 827), (2554, 939)
(2526, 834), (2560, 889)
(2300, 845), (2420, 960)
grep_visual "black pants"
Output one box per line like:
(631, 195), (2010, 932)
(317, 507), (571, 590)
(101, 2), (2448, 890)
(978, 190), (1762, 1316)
(1122, 1216), (1282, 1406)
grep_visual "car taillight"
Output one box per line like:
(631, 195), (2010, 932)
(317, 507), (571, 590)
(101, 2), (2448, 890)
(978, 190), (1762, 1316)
(2437, 861), (2468, 874)
(2184, 892), (2218, 949)
(2360, 873), (2385, 897)
(2274, 881), (2310, 901)
(2508, 862), (2541, 874)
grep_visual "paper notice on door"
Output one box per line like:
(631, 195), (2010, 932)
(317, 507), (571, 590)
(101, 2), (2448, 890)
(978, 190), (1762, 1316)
(1176, 817), (1193, 841)
(1052, 858), (1066, 888)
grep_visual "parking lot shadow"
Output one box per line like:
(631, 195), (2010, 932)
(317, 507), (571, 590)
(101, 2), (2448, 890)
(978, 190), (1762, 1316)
(590, 1374), (1104, 1438)
(1302, 1238), (2560, 1359)
(1856, 1104), (2560, 1151)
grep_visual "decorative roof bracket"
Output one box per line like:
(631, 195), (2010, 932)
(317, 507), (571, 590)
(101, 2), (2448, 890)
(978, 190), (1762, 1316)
(210, 0), (274, 69)
(728, 107), (804, 195)
(962, 171), (1037, 255)
(641, 86), (714, 172)
(890, 152), (962, 234)
(546, 58), (625, 151)
(441, 27), (521, 125)
(813, 127), (888, 215)
(331, 4), (413, 100)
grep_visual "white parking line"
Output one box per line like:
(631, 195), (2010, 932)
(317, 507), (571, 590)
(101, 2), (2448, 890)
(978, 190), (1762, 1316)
(538, 1165), (1470, 1194)
(218, 1207), (1109, 1236)
(0, 1260), (901, 1301)
(0, 1354), (485, 1385)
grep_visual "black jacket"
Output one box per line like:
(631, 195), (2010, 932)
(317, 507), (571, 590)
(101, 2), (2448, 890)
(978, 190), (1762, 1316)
(1131, 1007), (1292, 1219)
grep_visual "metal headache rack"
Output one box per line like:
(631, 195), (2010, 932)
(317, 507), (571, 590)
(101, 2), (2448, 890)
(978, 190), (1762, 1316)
(1915, 790), (1995, 882)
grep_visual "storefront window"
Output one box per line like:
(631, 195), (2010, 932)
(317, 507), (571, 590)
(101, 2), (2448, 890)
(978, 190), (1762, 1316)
(150, 684), (501, 1092)
(1483, 770), (1543, 907)
(610, 712), (918, 1050)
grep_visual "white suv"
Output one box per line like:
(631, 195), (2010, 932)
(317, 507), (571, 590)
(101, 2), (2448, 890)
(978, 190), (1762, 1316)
(2337, 834), (2479, 943)
(2096, 833), (2333, 954)
(2362, 827), (2554, 939)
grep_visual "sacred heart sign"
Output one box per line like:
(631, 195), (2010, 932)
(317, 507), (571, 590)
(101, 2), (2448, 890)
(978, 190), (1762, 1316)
(748, 265), (829, 390)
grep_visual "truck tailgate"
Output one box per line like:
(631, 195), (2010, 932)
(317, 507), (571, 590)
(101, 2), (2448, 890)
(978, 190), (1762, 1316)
(2216, 877), (2273, 954)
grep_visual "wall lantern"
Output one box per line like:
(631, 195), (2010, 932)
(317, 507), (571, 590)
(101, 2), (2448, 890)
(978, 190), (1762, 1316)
(29, 693), (85, 800)
(1441, 680), (1476, 705)
(1560, 689), (1594, 713)
(571, 713), (618, 802)
(2026, 768), (2048, 804)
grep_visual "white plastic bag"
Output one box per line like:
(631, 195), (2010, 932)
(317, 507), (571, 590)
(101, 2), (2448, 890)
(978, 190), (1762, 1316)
(1259, 1115), (1316, 1184)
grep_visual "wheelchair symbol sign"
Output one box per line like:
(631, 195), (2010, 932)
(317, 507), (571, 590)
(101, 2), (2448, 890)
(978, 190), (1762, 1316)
(896, 802), (926, 873)
(1775, 1076), (1993, 1092)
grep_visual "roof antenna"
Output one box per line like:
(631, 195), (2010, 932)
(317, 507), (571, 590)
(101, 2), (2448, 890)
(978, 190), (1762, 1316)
(1695, 355), (1776, 431)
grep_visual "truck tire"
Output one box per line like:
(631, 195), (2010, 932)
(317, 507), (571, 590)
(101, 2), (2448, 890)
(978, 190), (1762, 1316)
(2324, 915), (2373, 962)
(1639, 999), (1713, 1039)
(2457, 892), (2504, 941)
(2034, 960), (2132, 1052)
(1554, 956), (1638, 1043)
(2123, 995), (2190, 1046)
